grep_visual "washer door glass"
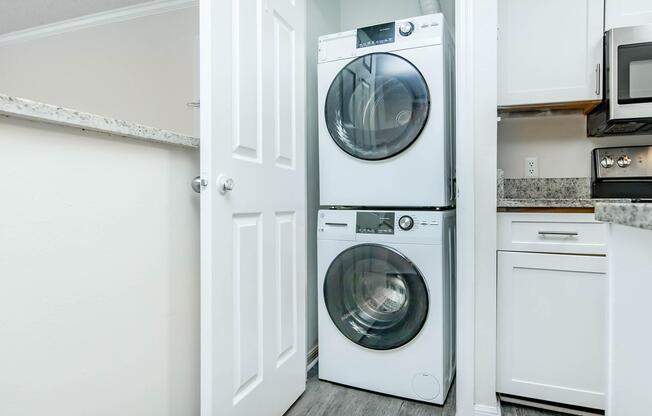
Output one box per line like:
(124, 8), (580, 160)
(324, 244), (429, 350)
(325, 53), (430, 161)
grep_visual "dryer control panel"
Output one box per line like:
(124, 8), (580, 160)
(319, 13), (448, 64)
(357, 22), (396, 48)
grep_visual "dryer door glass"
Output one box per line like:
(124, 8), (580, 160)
(325, 53), (430, 161)
(324, 244), (429, 350)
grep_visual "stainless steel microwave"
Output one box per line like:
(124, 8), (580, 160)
(588, 25), (652, 136)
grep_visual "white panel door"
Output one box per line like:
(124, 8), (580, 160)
(606, 0), (652, 29)
(498, 0), (604, 107)
(497, 251), (607, 410)
(199, 0), (307, 415)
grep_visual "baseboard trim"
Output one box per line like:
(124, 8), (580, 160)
(0, 0), (197, 46)
(475, 404), (501, 416)
(306, 346), (318, 371)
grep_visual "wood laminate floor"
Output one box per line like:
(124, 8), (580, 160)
(285, 366), (455, 416)
(285, 366), (571, 416)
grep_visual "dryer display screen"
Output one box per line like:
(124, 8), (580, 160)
(356, 212), (395, 234)
(357, 22), (395, 48)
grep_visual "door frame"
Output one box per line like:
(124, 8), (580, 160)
(455, 0), (498, 415)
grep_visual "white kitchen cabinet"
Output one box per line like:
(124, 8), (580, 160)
(497, 251), (607, 410)
(606, 0), (652, 30)
(498, 0), (604, 107)
(606, 223), (652, 415)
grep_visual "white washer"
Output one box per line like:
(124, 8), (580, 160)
(318, 14), (455, 208)
(317, 209), (456, 404)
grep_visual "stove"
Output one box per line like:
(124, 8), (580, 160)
(592, 145), (652, 199)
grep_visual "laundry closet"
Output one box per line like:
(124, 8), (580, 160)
(306, 0), (458, 409)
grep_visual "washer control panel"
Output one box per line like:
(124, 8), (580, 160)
(356, 211), (395, 235)
(319, 210), (450, 244)
(354, 211), (440, 235)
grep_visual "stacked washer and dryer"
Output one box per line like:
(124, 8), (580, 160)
(316, 14), (457, 405)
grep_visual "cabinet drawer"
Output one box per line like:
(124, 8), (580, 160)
(498, 213), (607, 255)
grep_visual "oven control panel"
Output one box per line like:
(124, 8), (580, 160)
(595, 146), (652, 179)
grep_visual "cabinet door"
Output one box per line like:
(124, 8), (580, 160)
(498, 0), (604, 107)
(606, 0), (652, 30)
(497, 252), (606, 410)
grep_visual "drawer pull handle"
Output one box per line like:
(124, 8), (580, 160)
(538, 231), (579, 237)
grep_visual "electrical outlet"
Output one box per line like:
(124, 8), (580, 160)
(525, 157), (539, 178)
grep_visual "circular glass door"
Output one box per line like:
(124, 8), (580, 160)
(325, 53), (430, 161)
(323, 244), (429, 350)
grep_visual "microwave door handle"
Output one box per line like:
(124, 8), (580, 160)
(596, 63), (601, 96)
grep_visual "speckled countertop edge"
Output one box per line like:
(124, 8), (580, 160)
(595, 203), (652, 231)
(0, 93), (199, 149)
(498, 198), (630, 209)
(495, 175), (631, 209)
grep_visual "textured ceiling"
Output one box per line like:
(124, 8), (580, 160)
(0, 0), (153, 35)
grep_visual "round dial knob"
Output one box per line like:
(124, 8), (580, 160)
(600, 156), (614, 169)
(617, 155), (632, 168)
(398, 215), (414, 231)
(399, 22), (415, 37)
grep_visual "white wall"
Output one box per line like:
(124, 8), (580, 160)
(0, 6), (199, 137)
(498, 113), (652, 178)
(339, 0), (454, 31)
(0, 118), (199, 416)
(306, 0), (341, 356)
(339, 0), (422, 30)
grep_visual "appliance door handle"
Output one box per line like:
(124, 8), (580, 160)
(538, 231), (579, 237)
(325, 222), (348, 227)
(595, 63), (601, 96)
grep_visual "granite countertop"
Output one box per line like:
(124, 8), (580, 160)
(498, 198), (629, 208)
(0, 93), (199, 148)
(595, 202), (652, 231)
(496, 173), (629, 209)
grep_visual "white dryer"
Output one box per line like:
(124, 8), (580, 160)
(317, 209), (456, 404)
(318, 14), (455, 208)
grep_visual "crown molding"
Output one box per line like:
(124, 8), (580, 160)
(0, 0), (197, 47)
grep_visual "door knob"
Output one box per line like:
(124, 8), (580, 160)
(191, 176), (207, 193)
(218, 175), (235, 194)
